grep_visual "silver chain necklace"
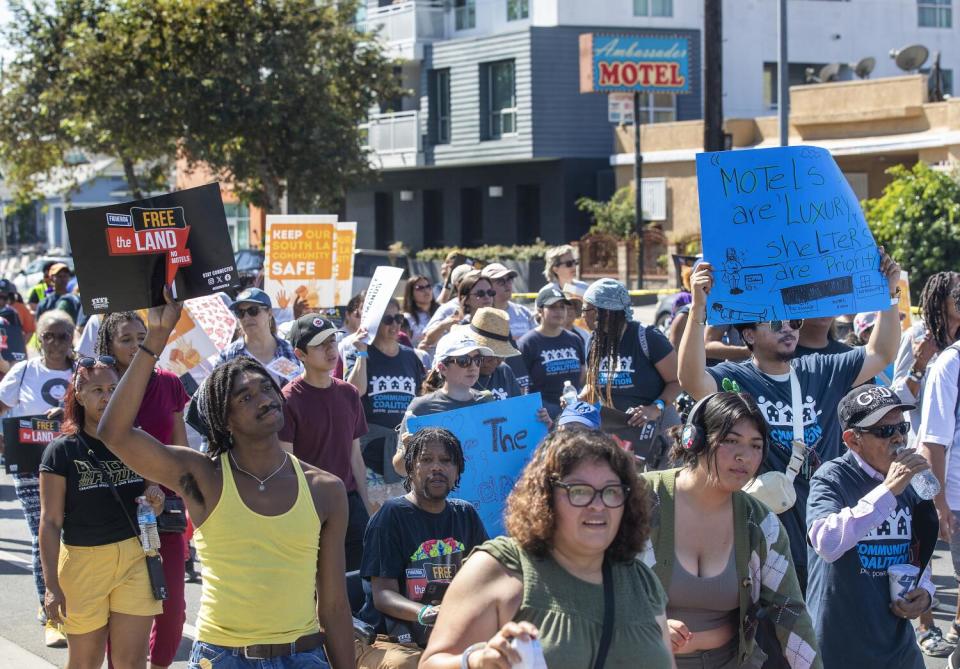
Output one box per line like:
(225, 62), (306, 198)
(229, 451), (288, 492)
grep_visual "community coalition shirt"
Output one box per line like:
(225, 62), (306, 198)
(475, 362), (522, 401)
(348, 344), (424, 429)
(0, 358), (72, 417)
(594, 322), (672, 412)
(359, 496), (488, 646)
(39, 432), (144, 547)
(279, 377), (368, 492)
(707, 349), (865, 581)
(806, 451), (925, 669)
(519, 329), (585, 417)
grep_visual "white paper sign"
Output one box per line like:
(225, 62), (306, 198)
(359, 265), (405, 344)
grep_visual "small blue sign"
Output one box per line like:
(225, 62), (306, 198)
(696, 145), (889, 325)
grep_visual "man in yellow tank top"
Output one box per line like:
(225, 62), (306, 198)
(97, 293), (355, 668)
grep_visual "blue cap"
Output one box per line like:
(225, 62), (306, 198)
(557, 401), (601, 430)
(230, 287), (272, 311)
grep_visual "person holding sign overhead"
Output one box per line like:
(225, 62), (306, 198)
(677, 252), (903, 592)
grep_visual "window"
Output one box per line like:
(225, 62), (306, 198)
(507, 0), (529, 20)
(921, 66), (954, 96)
(634, 0), (672, 17)
(763, 61), (827, 107)
(640, 92), (676, 123)
(455, 0), (476, 30)
(919, 0), (952, 27)
(484, 60), (517, 139)
(223, 202), (250, 250)
(460, 188), (483, 246)
(428, 69), (451, 145)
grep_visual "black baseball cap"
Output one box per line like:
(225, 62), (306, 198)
(536, 285), (568, 308)
(838, 384), (915, 430)
(287, 315), (338, 351)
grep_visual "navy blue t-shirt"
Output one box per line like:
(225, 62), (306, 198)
(349, 344), (424, 429)
(707, 349), (865, 583)
(806, 451), (925, 669)
(592, 322), (673, 412)
(474, 362), (522, 401)
(519, 329), (584, 418)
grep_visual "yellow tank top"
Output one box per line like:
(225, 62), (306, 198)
(194, 453), (321, 646)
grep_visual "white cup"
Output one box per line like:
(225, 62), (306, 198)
(888, 563), (920, 602)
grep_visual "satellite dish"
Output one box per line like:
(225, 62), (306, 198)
(890, 44), (929, 72)
(819, 63), (842, 82)
(805, 67), (820, 84)
(853, 57), (876, 79)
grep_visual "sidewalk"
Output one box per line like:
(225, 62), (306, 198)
(0, 635), (55, 668)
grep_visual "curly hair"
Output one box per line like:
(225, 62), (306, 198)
(199, 357), (283, 458)
(95, 311), (145, 358)
(402, 427), (465, 493)
(919, 271), (960, 350)
(505, 430), (650, 563)
(670, 392), (768, 478)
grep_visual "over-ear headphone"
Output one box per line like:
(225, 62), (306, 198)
(679, 393), (718, 452)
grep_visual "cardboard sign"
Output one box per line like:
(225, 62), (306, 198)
(359, 266), (405, 344)
(334, 222), (358, 306)
(897, 271), (912, 332)
(66, 183), (237, 313)
(407, 393), (549, 536)
(264, 215), (338, 310)
(579, 33), (691, 94)
(4, 415), (63, 475)
(696, 146), (890, 325)
(156, 295), (236, 384)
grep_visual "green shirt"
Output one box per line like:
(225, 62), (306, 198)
(475, 536), (672, 669)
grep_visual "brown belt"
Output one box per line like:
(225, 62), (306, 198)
(234, 631), (325, 660)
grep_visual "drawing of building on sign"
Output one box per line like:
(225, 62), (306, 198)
(744, 273), (764, 291)
(853, 270), (884, 299)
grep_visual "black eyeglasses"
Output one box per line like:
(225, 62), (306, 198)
(77, 355), (117, 369)
(857, 421), (910, 439)
(235, 305), (264, 318)
(553, 259), (578, 269)
(444, 355), (485, 368)
(470, 289), (496, 299)
(553, 481), (629, 508)
(760, 319), (804, 333)
(380, 314), (406, 327)
(41, 331), (72, 343)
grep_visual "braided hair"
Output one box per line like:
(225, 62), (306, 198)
(95, 311), (145, 357)
(585, 307), (628, 407)
(200, 357), (283, 458)
(403, 427), (465, 493)
(919, 271), (960, 350)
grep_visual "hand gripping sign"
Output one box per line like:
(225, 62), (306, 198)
(105, 207), (193, 292)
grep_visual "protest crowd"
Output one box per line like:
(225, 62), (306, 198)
(4, 203), (960, 669)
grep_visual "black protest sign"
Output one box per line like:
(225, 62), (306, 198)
(66, 183), (238, 313)
(3, 416), (62, 475)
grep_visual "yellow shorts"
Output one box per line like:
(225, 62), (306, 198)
(58, 536), (163, 635)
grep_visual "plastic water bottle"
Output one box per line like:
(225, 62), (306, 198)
(561, 380), (578, 407)
(136, 496), (161, 555)
(896, 447), (941, 500)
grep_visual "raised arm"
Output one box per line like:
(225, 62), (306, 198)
(854, 249), (902, 386)
(677, 263), (719, 399)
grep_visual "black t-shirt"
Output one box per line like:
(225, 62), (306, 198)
(518, 329), (585, 417)
(39, 432), (144, 546)
(0, 305), (26, 362)
(591, 322), (672, 412)
(351, 344), (424, 429)
(474, 362), (522, 401)
(359, 496), (488, 646)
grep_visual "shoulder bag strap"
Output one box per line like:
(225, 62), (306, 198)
(636, 324), (649, 359)
(79, 434), (142, 544)
(593, 559), (615, 669)
(784, 367), (806, 483)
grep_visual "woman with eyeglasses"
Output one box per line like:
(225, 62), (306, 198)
(347, 299), (426, 506)
(95, 312), (190, 669)
(419, 272), (497, 353)
(544, 245), (579, 290)
(404, 275), (440, 347)
(0, 310), (75, 647)
(420, 429), (675, 669)
(217, 287), (300, 385)
(643, 392), (820, 668)
(37, 357), (165, 669)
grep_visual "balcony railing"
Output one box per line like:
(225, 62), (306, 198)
(360, 1), (446, 61)
(361, 110), (423, 168)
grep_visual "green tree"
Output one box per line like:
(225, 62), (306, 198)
(576, 185), (646, 239)
(863, 162), (960, 302)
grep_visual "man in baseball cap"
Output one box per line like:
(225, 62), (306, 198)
(806, 383), (939, 668)
(557, 400), (601, 431)
(481, 261), (537, 345)
(287, 314), (338, 351)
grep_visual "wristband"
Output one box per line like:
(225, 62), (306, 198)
(417, 605), (431, 626)
(355, 350), (369, 358)
(890, 286), (901, 307)
(138, 343), (160, 361)
(653, 399), (666, 413)
(460, 642), (487, 669)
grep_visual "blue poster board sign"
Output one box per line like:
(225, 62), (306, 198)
(407, 393), (548, 537)
(695, 146), (889, 325)
(579, 34), (690, 94)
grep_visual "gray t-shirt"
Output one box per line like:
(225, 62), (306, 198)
(399, 389), (494, 438)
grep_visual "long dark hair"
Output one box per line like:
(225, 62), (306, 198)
(586, 307), (628, 407)
(920, 271), (960, 350)
(403, 275), (438, 317)
(458, 272), (491, 317)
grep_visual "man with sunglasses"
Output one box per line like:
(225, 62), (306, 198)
(807, 384), (936, 669)
(679, 254), (903, 590)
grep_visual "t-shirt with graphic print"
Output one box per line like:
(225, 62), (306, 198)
(519, 329), (585, 418)
(806, 450), (925, 669)
(348, 343), (425, 429)
(0, 358), (72, 418)
(474, 362), (522, 401)
(359, 496), (488, 647)
(707, 348), (865, 584)
(593, 322), (673, 412)
(39, 431), (145, 547)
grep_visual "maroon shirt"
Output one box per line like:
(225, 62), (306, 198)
(279, 377), (368, 492)
(136, 369), (190, 444)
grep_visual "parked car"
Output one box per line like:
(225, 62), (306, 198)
(654, 292), (680, 333)
(234, 249), (264, 289)
(12, 255), (75, 297)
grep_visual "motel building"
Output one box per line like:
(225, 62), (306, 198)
(611, 74), (960, 287)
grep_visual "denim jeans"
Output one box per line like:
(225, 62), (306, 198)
(187, 640), (329, 669)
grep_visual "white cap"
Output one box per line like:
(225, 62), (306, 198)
(434, 332), (494, 366)
(481, 262), (518, 280)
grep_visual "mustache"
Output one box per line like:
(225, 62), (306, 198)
(257, 403), (281, 419)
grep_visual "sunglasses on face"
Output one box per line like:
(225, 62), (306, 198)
(760, 319), (804, 333)
(77, 355), (117, 369)
(553, 259), (578, 269)
(380, 314), (405, 327)
(444, 354), (484, 368)
(413, 283), (432, 291)
(553, 481), (629, 508)
(470, 289), (497, 299)
(41, 331), (72, 343)
(235, 305), (265, 319)
(857, 421), (910, 439)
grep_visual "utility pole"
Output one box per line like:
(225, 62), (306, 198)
(778, 0), (789, 146)
(633, 91), (644, 290)
(703, 0), (724, 151)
